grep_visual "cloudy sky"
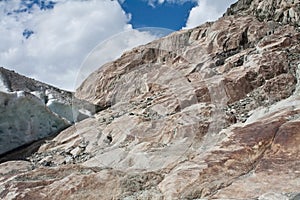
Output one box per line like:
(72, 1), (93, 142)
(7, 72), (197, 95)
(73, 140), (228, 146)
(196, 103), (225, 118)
(0, 0), (237, 91)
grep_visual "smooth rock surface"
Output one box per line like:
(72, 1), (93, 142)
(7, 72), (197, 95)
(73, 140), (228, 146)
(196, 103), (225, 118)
(0, 0), (300, 199)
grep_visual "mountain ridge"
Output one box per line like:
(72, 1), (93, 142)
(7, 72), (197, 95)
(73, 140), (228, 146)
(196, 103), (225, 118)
(0, 66), (70, 94)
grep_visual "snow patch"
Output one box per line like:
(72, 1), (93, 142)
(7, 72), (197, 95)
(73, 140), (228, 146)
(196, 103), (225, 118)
(16, 91), (25, 98)
(46, 99), (74, 123)
(0, 75), (9, 92)
(30, 91), (47, 103)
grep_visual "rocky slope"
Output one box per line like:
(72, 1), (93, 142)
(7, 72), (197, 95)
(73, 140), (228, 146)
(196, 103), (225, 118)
(225, 0), (300, 27)
(0, 67), (98, 158)
(1, 0), (300, 199)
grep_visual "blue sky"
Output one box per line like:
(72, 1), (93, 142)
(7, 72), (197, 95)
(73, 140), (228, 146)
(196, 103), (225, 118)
(0, 0), (237, 90)
(120, 0), (197, 30)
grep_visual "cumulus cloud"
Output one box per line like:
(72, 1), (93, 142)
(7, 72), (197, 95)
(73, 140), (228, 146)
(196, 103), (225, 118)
(0, 0), (237, 91)
(184, 0), (237, 29)
(0, 0), (162, 91)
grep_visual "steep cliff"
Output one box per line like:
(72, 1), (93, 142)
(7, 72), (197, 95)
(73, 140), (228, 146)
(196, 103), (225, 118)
(0, 0), (299, 199)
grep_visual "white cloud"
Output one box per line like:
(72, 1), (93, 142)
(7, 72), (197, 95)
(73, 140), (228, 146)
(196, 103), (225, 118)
(120, 0), (197, 7)
(0, 0), (160, 91)
(184, 0), (237, 29)
(0, 0), (237, 91)
(158, 0), (197, 4)
(147, 0), (197, 4)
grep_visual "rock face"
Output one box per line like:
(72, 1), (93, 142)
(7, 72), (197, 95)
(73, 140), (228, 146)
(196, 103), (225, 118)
(225, 0), (300, 27)
(0, 68), (98, 157)
(1, 0), (300, 199)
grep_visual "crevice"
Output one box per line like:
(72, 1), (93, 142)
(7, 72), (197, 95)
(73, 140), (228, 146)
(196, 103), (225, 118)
(201, 29), (207, 38)
(215, 47), (240, 66)
(239, 27), (249, 49)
